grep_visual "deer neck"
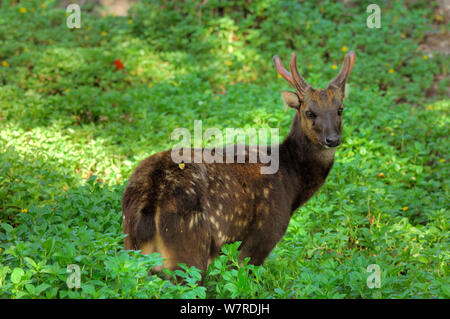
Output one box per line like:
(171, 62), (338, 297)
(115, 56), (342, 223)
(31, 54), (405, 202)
(279, 114), (336, 212)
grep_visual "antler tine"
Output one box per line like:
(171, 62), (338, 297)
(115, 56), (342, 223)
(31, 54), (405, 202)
(273, 55), (296, 88)
(289, 52), (310, 97)
(328, 51), (356, 89)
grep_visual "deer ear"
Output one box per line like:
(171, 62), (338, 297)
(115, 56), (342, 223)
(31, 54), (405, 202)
(282, 91), (301, 109)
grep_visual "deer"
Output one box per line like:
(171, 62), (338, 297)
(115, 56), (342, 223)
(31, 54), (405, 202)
(122, 50), (356, 278)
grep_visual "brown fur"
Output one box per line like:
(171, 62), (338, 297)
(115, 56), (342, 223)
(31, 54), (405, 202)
(122, 51), (355, 276)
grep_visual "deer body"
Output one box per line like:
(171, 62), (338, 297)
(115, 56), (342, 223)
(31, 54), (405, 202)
(122, 51), (355, 274)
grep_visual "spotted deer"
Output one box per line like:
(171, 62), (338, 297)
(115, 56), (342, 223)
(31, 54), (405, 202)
(122, 51), (356, 276)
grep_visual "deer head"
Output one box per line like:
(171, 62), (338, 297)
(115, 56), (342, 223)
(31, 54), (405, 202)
(274, 51), (355, 148)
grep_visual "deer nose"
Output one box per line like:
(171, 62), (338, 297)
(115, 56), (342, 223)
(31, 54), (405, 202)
(325, 134), (341, 147)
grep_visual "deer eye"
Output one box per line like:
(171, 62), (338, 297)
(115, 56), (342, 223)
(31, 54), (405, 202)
(337, 108), (343, 116)
(305, 110), (316, 119)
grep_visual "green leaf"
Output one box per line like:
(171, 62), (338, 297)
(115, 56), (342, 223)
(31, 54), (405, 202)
(10, 268), (24, 284)
(25, 283), (36, 295)
(82, 284), (96, 296)
(36, 284), (51, 295)
(274, 287), (285, 296)
(417, 256), (428, 264)
(1, 223), (13, 233)
(24, 257), (38, 269)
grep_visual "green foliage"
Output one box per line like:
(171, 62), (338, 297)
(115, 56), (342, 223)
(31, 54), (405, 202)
(205, 242), (267, 298)
(0, 176), (206, 298)
(0, 0), (448, 298)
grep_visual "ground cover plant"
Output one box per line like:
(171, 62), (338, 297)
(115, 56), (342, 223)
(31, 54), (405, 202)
(0, 0), (448, 298)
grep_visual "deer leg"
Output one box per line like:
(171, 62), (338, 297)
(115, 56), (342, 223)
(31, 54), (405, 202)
(238, 213), (289, 266)
(142, 209), (211, 283)
(237, 228), (279, 265)
(141, 232), (210, 283)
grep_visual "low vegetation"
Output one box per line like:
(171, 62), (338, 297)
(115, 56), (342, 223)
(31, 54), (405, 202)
(0, 0), (448, 298)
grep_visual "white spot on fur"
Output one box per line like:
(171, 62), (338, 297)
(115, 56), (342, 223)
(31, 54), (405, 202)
(210, 216), (219, 229)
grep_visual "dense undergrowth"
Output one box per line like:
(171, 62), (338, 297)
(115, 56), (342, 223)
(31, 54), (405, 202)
(0, 0), (448, 298)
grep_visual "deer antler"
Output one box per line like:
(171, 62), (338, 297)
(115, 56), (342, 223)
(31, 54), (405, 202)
(273, 52), (310, 99)
(328, 51), (356, 91)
